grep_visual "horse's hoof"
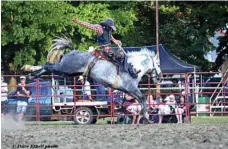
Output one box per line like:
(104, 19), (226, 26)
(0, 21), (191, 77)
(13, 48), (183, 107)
(21, 65), (32, 72)
(141, 116), (154, 124)
(78, 76), (84, 81)
(136, 70), (141, 74)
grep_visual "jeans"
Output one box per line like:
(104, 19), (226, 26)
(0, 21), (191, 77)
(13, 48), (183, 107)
(17, 100), (28, 114)
(82, 94), (89, 100)
(93, 80), (106, 101)
(1, 100), (8, 114)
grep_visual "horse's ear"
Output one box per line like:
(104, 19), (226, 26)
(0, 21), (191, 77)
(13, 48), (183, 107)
(153, 54), (157, 59)
(151, 51), (156, 57)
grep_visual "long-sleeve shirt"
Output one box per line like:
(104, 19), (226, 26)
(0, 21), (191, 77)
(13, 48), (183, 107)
(73, 19), (120, 45)
(1, 82), (8, 101)
(82, 80), (91, 96)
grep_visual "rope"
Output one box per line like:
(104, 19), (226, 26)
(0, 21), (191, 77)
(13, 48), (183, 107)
(113, 75), (120, 88)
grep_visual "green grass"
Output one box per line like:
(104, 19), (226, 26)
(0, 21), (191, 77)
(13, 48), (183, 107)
(191, 116), (228, 124)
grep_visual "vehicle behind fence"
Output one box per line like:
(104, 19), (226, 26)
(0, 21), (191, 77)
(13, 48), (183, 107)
(1, 71), (227, 124)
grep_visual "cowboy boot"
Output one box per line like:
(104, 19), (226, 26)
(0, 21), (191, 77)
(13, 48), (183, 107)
(130, 64), (141, 74)
(128, 64), (140, 78)
(79, 57), (99, 81)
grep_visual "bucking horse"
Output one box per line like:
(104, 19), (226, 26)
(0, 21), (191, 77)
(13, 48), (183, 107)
(21, 36), (163, 122)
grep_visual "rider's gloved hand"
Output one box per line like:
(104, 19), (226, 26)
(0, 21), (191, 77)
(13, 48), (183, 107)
(116, 40), (122, 46)
(72, 18), (78, 23)
(109, 53), (114, 57)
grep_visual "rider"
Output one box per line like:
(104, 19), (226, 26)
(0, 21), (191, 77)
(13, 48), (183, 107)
(72, 18), (139, 79)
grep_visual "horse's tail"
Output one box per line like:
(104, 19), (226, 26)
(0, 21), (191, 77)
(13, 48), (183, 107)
(47, 34), (73, 63)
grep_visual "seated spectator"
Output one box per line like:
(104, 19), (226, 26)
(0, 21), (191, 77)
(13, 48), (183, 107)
(1, 76), (8, 118)
(166, 94), (176, 111)
(158, 96), (171, 124)
(146, 91), (159, 122)
(123, 94), (141, 124)
(80, 79), (92, 101)
(16, 76), (32, 121)
(146, 91), (158, 111)
(175, 95), (186, 123)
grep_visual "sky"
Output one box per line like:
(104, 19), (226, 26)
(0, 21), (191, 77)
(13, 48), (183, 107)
(204, 31), (226, 62)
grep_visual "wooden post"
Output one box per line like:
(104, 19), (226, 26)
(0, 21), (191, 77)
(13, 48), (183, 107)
(155, 0), (160, 98)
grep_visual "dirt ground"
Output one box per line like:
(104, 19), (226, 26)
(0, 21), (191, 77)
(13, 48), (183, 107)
(1, 118), (228, 149)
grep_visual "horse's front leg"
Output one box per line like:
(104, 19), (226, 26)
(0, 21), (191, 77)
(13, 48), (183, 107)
(141, 97), (149, 119)
(21, 64), (46, 78)
(31, 69), (47, 78)
(128, 88), (151, 123)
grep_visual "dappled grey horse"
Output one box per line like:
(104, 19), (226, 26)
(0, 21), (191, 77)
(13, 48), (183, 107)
(22, 36), (163, 121)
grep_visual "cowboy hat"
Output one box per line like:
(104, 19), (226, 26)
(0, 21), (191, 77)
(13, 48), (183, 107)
(20, 76), (26, 80)
(100, 18), (117, 31)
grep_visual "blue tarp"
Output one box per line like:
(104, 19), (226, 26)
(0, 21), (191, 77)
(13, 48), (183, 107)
(112, 44), (197, 73)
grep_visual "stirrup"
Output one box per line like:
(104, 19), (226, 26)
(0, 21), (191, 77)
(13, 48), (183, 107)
(78, 75), (84, 81)
(135, 69), (141, 74)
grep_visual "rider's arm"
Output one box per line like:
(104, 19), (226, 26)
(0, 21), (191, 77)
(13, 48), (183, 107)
(22, 87), (31, 96)
(111, 35), (121, 45)
(73, 18), (103, 35)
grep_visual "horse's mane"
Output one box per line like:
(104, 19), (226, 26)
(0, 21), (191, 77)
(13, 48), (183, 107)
(126, 47), (155, 57)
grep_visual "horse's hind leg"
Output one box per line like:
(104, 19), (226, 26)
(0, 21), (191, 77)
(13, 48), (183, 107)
(32, 69), (47, 78)
(32, 62), (61, 78)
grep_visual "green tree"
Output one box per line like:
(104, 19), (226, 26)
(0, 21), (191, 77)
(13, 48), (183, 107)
(1, 1), (77, 74)
(1, 1), (136, 74)
(158, 2), (228, 71)
(2, 1), (228, 74)
(122, 1), (228, 71)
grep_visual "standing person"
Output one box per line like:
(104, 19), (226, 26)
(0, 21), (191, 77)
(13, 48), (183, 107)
(80, 79), (93, 101)
(73, 18), (140, 80)
(1, 76), (8, 118)
(16, 76), (32, 121)
(93, 80), (106, 101)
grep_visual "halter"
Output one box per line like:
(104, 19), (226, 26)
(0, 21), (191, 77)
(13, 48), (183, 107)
(149, 56), (159, 78)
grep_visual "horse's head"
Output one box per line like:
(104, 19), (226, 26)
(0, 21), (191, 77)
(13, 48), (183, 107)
(150, 53), (163, 83)
(127, 47), (163, 82)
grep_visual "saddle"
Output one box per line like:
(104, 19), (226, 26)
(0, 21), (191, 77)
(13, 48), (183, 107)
(90, 48), (139, 78)
(91, 50), (120, 66)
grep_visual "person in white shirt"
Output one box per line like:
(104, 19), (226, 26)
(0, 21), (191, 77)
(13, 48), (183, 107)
(158, 94), (176, 124)
(166, 94), (176, 110)
(158, 97), (170, 124)
(80, 79), (92, 101)
(1, 77), (8, 117)
(16, 76), (32, 121)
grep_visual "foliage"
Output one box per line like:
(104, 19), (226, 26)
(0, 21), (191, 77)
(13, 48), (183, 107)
(1, 1), (136, 74)
(1, 1), (228, 74)
(158, 2), (228, 71)
(1, 1), (77, 73)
